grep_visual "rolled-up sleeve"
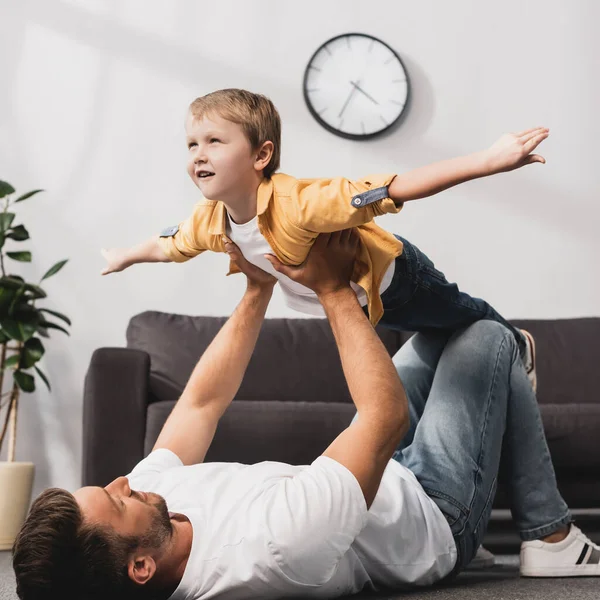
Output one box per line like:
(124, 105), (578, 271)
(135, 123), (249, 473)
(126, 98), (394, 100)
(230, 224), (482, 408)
(263, 456), (368, 586)
(295, 174), (402, 233)
(157, 203), (213, 262)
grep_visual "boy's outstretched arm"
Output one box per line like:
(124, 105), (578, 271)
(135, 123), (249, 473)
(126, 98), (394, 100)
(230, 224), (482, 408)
(101, 235), (171, 275)
(388, 127), (549, 204)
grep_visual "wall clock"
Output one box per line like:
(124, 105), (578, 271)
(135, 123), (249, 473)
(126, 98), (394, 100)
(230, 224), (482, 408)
(303, 33), (410, 140)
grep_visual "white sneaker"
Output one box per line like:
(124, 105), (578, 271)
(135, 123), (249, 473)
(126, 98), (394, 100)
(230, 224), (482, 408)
(520, 328), (537, 393)
(466, 545), (495, 570)
(520, 524), (600, 577)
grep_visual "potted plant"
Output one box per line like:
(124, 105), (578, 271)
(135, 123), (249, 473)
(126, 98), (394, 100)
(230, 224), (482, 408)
(0, 180), (70, 550)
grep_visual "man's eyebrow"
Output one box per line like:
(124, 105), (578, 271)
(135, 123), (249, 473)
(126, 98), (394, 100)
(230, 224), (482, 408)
(102, 489), (121, 513)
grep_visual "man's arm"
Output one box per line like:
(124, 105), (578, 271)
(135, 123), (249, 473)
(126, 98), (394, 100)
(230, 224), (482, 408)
(318, 287), (408, 508)
(153, 242), (276, 465)
(388, 126), (549, 204)
(266, 231), (409, 509)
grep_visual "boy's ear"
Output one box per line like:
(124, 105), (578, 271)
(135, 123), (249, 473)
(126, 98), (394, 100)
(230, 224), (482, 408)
(254, 141), (274, 172)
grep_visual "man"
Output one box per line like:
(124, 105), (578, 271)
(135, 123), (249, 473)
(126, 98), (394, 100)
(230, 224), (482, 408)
(12, 232), (600, 600)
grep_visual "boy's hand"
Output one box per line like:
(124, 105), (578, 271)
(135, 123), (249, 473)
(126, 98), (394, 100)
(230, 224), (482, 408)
(223, 238), (276, 290)
(101, 248), (131, 275)
(265, 230), (359, 298)
(484, 127), (549, 174)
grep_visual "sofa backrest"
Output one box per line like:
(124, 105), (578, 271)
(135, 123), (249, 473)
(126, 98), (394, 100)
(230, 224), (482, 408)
(511, 318), (600, 405)
(127, 313), (600, 407)
(126, 311), (408, 405)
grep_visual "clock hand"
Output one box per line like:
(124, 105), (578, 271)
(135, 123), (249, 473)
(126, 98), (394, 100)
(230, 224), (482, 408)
(338, 83), (358, 118)
(350, 81), (379, 105)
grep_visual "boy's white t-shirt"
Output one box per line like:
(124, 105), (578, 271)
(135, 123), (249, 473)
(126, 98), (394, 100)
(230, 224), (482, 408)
(126, 448), (457, 600)
(226, 215), (395, 317)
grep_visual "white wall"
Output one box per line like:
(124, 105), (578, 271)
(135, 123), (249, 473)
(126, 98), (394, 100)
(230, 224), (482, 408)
(0, 0), (598, 497)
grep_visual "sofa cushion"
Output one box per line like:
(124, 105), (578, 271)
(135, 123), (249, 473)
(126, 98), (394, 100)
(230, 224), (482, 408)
(127, 311), (406, 404)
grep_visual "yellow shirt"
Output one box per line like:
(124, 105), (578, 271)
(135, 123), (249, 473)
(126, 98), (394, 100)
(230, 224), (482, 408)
(158, 173), (403, 325)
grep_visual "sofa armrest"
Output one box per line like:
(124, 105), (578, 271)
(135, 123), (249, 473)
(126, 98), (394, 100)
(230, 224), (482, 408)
(82, 348), (150, 487)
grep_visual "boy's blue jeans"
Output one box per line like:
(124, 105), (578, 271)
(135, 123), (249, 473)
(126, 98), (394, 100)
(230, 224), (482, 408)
(376, 236), (527, 358)
(381, 321), (571, 574)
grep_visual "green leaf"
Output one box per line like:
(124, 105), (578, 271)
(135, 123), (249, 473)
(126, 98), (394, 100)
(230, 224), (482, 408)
(0, 182), (15, 199)
(0, 286), (16, 311)
(0, 213), (15, 232)
(0, 275), (24, 289)
(23, 283), (46, 300)
(37, 325), (49, 339)
(3, 355), (20, 369)
(7, 251), (32, 262)
(11, 305), (41, 325)
(0, 319), (37, 342)
(41, 259), (68, 281)
(34, 365), (51, 391)
(6, 225), (29, 241)
(22, 337), (45, 368)
(14, 370), (35, 393)
(39, 308), (71, 326)
(14, 189), (44, 203)
(7, 285), (25, 316)
(40, 320), (70, 336)
(0, 329), (11, 343)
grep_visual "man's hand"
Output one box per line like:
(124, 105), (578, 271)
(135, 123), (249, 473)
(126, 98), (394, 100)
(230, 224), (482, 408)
(484, 127), (549, 174)
(223, 238), (276, 290)
(265, 229), (359, 298)
(101, 247), (131, 275)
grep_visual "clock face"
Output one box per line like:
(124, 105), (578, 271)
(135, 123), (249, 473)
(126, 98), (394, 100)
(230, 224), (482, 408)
(303, 33), (410, 140)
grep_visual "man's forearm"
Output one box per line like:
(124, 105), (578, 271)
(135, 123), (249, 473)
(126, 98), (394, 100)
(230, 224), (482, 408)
(179, 284), (273, 416)
(320, 288), (408, 433)
(388, 150), (492, 203)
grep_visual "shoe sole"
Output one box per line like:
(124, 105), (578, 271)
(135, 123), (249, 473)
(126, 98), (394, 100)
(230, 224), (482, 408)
(521, 564), (600, 577)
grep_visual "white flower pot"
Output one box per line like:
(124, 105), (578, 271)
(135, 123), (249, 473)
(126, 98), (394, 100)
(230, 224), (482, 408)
(0, 462), (35, 551)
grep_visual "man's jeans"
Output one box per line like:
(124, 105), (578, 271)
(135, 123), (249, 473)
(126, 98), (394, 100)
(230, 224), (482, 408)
(376, 236), (527, 358)
(355, 321), (571, 573)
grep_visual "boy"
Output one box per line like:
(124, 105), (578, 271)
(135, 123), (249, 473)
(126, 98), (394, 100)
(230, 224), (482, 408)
(102, 88), (546, 388)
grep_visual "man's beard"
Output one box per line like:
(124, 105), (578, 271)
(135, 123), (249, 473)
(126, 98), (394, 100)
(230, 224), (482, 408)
(137, 494), (173, 550)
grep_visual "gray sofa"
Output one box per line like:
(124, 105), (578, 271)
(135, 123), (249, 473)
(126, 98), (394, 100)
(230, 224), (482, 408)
(83, 312), (600, 550)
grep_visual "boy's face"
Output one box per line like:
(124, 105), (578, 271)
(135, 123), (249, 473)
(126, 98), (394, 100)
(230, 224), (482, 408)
(185, 111), (259, 200)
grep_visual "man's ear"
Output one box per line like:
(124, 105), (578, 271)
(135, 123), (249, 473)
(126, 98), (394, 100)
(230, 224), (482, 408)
(254, 141), (274, 172)
(128, 553), (157, 585)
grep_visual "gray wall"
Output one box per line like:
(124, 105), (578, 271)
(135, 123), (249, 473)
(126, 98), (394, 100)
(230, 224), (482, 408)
(0, 0), (598, 498)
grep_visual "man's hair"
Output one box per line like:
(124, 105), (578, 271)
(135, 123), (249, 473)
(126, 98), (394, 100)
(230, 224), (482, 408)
(12, 488), (146, 600)
(189, 88), (281, 178)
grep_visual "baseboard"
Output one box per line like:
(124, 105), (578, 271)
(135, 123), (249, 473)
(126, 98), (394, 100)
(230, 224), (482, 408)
(483, 509), (600, 553)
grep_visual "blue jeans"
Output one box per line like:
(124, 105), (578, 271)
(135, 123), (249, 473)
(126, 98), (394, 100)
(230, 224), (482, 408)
(389, 321), (571, 574)
(376, 236), (527, 358)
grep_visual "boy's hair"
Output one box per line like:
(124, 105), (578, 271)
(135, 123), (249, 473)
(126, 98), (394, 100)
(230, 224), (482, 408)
(12, 488), (145, 600)
(189, 88), (281, 178)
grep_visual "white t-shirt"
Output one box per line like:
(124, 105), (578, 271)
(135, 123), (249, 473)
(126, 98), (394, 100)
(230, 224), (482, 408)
(126, 449), (457, 600)
(226, 215), (395, 317)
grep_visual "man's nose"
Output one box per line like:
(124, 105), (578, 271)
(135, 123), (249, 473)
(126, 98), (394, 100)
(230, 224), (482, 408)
(105, 476), (130, 495)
